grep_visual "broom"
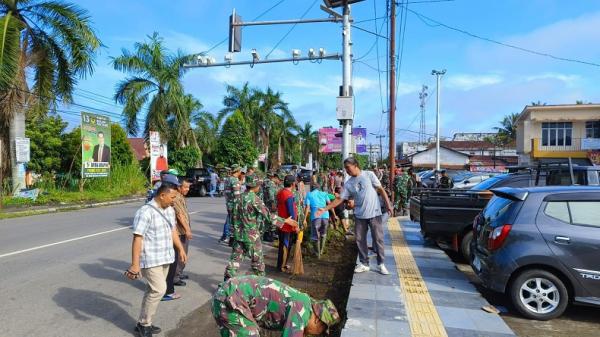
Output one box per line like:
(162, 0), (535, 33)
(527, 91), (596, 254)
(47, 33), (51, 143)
(292, 230), (304, 275)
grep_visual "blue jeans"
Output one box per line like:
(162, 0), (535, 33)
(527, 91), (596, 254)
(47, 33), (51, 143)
(209, 183), (217, 197)
(220, 212), (231, 240)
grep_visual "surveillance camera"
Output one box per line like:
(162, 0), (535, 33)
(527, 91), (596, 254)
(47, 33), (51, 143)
(319, 48), (326, 57)
(251, 49), (260, 62)
(308, 48), (316, 58)
(224, 53), (233, 62)
(292, 49), (301, 59)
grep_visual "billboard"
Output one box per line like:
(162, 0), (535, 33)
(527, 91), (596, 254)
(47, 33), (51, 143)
(150, 131), (168, 182)
(81, 112), (111, 178)
(319, 127), (367, 154)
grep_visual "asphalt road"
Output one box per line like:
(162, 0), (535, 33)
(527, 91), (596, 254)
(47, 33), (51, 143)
(0, 197), (230, 337)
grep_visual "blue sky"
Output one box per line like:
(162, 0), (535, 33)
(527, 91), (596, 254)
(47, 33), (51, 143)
(67, 0), (600, 149)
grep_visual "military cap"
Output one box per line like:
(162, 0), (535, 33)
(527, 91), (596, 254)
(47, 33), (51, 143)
(277, 171), (286, 180)
(230, 164), (241, 172)
(245, 173), (262, 187)
(167, 168), (180, 176)
(312, 299), (341, 329)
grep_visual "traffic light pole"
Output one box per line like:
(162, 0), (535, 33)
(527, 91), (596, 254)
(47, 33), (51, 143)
(340, 3), (353, 163)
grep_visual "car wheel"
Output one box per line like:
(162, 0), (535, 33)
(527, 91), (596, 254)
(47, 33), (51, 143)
(509, 269), (568, 320)
(460, 230), (473, 260)
(199, 185), (207, 197)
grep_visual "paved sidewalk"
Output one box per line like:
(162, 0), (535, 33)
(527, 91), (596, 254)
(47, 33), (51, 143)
(341, 217), (516, 337)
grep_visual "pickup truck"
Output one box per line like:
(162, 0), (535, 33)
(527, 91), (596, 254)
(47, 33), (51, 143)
(409, 165), (600, 259)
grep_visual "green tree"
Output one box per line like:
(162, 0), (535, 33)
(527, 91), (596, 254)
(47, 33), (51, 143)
(0, 0), (101, 186)
(25, 114), (67, 174)
(60, 126), (82, 177)
(298, 122), (318, 164)
(110, 123), (136, 167)
(493, 112), (520, 144)
(169, 146), (201, 173)
(195, 111), (224, 165)
(215, 110), (258, 166)
(167, 94), (202, 166)
(112, 33), (191, 139)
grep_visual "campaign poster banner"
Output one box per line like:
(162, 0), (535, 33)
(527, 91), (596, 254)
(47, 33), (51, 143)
(81, 112), (111, 178)
(318, 127), (341, 153)
(319, 127), (368, 154)
(352, 128), (367, 154)
(150, 131), (168, 182)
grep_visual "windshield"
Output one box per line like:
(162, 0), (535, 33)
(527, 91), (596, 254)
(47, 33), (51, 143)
(471, 175), (505, 190)
(482, 196), (514, 226)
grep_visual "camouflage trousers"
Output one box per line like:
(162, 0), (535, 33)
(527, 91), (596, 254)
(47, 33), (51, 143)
(224, 240), (265, 281)
(212, 298), (259, 337)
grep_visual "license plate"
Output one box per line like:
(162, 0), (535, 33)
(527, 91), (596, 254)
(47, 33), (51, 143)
(473, 256), (482, 272)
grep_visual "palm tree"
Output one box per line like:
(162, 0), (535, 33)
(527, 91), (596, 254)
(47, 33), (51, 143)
(297, 122), (318, 164)
(255, 87), (292, 169)
(195, 111), (224, 163)
(0, 0), (101, 188)
(112, 32), (192, 140)
(219, 82), (260, 141)
(494, 112), (520, 144)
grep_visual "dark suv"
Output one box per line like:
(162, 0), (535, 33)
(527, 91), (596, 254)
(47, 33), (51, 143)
(471, 186), (600, 320)
(186, 168), (211, 197)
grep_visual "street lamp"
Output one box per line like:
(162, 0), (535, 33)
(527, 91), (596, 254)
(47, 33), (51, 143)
(431, 69), (446, 172)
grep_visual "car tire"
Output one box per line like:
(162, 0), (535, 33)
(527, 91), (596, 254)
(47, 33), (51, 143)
(509, 269), (569, 320)
(460, 230), (473, 260)
(199, 185), (207, 197)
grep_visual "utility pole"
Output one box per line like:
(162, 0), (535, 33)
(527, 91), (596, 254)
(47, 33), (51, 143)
(389, 0), (396, 205)
(419, 85), (428, 145)
(340, 1), (353, 163)
(370, 132), (384, 163)
(432, 69), (446, 172)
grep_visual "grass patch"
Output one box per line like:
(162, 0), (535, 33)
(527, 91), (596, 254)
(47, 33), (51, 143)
(2, 164), (147, 209)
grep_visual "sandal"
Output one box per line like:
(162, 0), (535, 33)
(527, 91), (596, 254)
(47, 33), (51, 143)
(161, 293), (181, 301)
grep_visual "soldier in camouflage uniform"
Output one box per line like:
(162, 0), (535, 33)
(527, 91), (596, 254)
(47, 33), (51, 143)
(393, 167), (410, 215)
(219, 164), (243, 245)
(212, 275), (340, 337)
(224, 174), (298, 281)
(261, 172), (279, 242)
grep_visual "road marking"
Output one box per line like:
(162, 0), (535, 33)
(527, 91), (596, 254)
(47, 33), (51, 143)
(388, 217), (448, 337)
(0, 227), (130, 259)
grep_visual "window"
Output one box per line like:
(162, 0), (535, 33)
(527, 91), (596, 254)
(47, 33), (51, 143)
(545, 202), (570, 223)
(542, 122), (572, 146)
(544, 200), (600, 228)
(569, 202), (600, 227)
(585, 121), (600, 138)
(483, 196), (514, 224)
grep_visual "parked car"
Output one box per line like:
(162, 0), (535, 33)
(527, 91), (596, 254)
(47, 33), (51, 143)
(186, 167), (211, 197)
(410, 166), (600, 259)
(471, 186), (600, 320)
(421, 169), (471, 188)
(453, 173), (495, 190)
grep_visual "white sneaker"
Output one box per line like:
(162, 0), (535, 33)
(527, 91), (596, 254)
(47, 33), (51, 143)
(354, 263), (370, 273)
(377, 264), (390, 275)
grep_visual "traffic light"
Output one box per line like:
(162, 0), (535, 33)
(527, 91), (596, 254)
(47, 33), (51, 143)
(229, 9), (242, 53)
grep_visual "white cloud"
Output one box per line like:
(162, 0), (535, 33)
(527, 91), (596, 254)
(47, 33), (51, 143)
(445, 74), (504, 91)
(277, 78), (338, 96)
(524, 73), (581, 87)
(163, 31), (209, 54)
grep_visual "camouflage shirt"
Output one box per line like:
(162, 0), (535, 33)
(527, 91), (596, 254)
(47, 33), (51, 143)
(224, 176), (242, 212)
(232, 191), (286, 243)
(293, 189), (306, 229)
(213, 275), (313, 336)
(262, 179), (278, 211)
(394, 173), (410, 197)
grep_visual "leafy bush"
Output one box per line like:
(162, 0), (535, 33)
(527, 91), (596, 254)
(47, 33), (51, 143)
(169, 146), (201, 173)
(215, 110), (258, 166)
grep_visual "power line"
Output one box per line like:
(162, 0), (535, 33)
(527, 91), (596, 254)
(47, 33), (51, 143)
(409, 8), (600, 68)
(265, 0), (319, 59)
(200, 0), (289, 55)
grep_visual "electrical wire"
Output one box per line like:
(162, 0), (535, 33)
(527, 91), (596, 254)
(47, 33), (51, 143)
(409, 8), (600, 68)
(199, 0), (289, 55)
(265, 0), (319, 59)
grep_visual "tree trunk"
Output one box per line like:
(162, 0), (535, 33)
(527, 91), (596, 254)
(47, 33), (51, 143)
(9, 110), (25, 193)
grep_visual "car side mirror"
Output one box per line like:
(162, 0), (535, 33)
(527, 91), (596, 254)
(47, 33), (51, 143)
(464, 180), (470, 184)
(429, 176), (435, 180)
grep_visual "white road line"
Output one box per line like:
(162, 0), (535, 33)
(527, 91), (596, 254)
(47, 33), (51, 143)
(0, 226), (130, 259)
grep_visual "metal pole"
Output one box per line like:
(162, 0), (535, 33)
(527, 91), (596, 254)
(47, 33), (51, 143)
(341, 2), (353, 163)
(379, 136), (383, 162)
(432, 69), (446, 172)
(389, 0), (396, 204)
(232, 17), (341, 26)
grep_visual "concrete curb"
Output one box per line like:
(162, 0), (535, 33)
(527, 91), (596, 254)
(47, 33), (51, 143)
(1, 196), (146, 218)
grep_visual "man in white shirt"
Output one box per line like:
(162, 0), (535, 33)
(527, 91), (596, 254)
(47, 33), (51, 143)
(126, 179), (188, 337)
(316, 157), (392, 275)
(209, 170), (219, 197)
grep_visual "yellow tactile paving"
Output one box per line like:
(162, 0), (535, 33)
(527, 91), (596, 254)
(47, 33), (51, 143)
(388, 217), (448, 337)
